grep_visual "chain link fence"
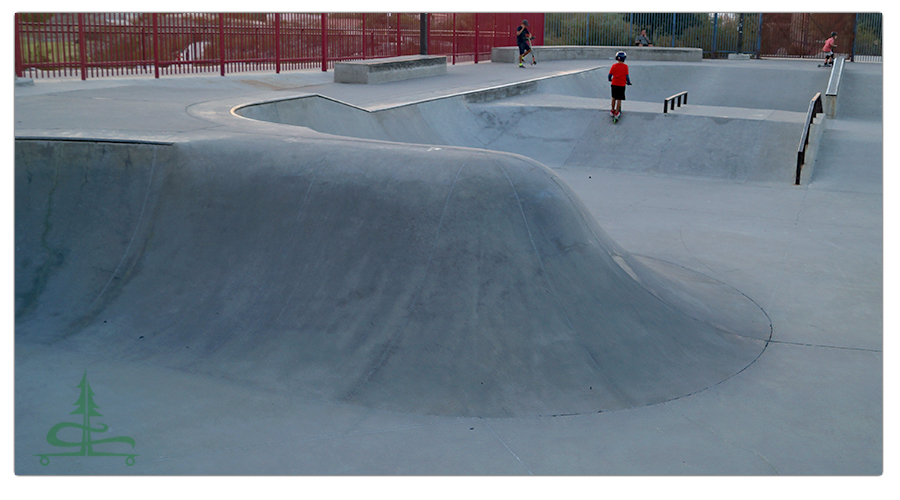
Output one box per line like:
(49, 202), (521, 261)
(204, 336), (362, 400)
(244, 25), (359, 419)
(545, 13), (882, 61)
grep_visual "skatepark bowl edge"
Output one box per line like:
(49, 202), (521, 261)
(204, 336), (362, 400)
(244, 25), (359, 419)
(14, 58), (883, 476)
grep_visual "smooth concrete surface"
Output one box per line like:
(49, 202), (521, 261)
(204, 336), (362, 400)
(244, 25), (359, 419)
(235, 62), (829, 183)
(491, 45), (703, 63)
(825, 57), (846, 118)
(15, 136), (770, 418)
(798, 113), (827, 185)
(13, 58), (883, 479)
(14, 76), (34, 87)
(334, 55), (447, 84)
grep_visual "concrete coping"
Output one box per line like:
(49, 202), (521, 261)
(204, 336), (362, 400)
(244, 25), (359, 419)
(491, 45), (703, 63)
(824, 56), (845, 117)
(826, 56), (845, 96)
(334, 54), (447, 84)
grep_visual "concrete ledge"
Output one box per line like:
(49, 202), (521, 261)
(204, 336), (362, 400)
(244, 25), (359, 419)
(824, 56), (845, 118)
(799, 113), (827, 184)
(491, 45), (703, 63)
(334, 55), (447, 84)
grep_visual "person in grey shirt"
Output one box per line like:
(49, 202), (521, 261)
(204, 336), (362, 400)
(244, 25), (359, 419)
(634, 29), (653, 46)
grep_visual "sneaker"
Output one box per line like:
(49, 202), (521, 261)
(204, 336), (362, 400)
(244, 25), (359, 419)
(519, 63), (524, 68)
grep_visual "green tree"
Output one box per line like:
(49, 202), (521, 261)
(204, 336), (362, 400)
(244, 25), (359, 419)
(69, 371), (104, 454)
(37, 371), (138, 466)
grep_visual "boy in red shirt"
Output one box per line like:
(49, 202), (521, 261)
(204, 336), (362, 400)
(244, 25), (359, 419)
(608, 51), (632, 118)
(822, 32), (838, 66)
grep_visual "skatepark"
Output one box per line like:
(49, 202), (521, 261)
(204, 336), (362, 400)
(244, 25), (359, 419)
(14, 55), (882, 477)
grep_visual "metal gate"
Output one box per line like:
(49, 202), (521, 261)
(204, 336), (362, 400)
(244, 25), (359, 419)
(758, 13), (855, 59)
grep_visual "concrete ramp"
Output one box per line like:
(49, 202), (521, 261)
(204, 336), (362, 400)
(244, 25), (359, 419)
(235, 64), (822, 183)
(466, 99), (806, 181)
(16, 139), (174, 340)
(16, 137), (768, 418)
(238, 95), (806, 182)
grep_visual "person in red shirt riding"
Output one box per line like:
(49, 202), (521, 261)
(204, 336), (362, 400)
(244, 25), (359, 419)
(822, 32), (838, 67)
(608, 51), (632, 118)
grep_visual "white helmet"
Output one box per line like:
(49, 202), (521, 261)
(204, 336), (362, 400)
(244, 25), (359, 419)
(615, 51), (627, 61)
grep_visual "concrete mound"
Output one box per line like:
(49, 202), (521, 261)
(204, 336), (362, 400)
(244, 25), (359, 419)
(15, 136), (769, 418)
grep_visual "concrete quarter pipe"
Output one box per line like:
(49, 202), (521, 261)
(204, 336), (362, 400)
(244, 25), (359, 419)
(16, 127), (769, 418)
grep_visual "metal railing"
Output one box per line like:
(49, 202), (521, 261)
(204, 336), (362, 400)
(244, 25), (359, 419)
(15, 12), (544, 80)
(796, 92), (824, 185)
(664, 91), (688, 113)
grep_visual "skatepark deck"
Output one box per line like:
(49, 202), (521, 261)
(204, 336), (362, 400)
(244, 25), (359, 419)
(13, 58), (883, 480)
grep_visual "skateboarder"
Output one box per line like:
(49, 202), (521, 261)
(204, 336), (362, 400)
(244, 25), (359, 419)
(516, 20), (533, 68)
(608, 51), (632, 120)
(822, 32), (837, 66)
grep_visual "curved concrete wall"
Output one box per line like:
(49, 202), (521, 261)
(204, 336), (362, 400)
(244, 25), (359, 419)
(234, 65), (819, 183)
(16, 135), (768, 417)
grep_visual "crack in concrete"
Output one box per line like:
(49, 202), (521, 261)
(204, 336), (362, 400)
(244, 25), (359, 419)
(485, 420), (533, 475)
(663, 403), (780, 474)
(766, 339), (881, 353)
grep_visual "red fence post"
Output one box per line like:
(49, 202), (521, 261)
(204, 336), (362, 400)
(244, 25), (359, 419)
(77, 13), (88, 80)
(474, 13), (479, 63)
(275, 13), (281, 73)
(321, 13), (328, 72)
(452, 13), (457, 65)
(152, 13), (160, 79)
(219, 14), (226, 76)
(425, 13), (431, 55)
(14, 13), (22, 78)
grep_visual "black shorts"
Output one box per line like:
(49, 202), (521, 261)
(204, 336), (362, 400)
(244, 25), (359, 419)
(518, 41), (531, 54)
(611, 85), (626, 100)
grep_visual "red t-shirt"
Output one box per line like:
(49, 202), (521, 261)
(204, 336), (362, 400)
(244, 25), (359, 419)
(609, 62), (629, 86)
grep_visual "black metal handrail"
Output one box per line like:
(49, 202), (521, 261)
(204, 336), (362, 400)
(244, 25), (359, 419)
(795, 92), (823, 185)
(663, 91), (688, 113)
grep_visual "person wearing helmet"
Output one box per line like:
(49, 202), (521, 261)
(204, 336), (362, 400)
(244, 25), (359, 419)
(608, 51), (632, 118)
(516, 19), (534, 68)
(822, 32), (838, 67)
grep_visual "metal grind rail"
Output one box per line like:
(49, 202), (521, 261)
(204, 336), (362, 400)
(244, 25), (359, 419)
(664, 91), (688, 113)
(795, 92), (823, 185)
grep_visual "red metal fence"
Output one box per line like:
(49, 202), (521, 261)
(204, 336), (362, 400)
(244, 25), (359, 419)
(15, 13), (544, 80)
(758, 13), (856, 59)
